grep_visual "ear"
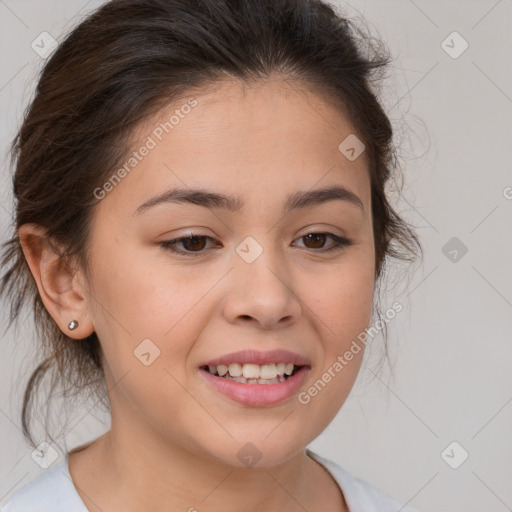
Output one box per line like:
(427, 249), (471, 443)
(18, 223), (95, 339)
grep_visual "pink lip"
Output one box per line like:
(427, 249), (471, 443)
(200, 349), (310, 367)
(198, 365), (310, 407)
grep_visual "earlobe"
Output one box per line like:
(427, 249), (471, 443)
(18, 223), (95, 339)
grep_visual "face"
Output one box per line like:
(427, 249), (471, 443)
(83, 76), (375, 467)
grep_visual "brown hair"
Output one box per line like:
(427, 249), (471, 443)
(1, 0), (421, 448)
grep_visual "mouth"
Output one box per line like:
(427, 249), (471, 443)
(199, 362), (304, 385)
(198, 350), (311, 406)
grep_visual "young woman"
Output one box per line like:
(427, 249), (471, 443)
(0, 0), (421, 510)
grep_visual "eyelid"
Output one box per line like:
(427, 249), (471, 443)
(293, 231), (353, 252)
(159, 230), (352, 256)
(160, 233), (218, 254)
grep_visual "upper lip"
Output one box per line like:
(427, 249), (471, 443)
(200, 349), (311, 367)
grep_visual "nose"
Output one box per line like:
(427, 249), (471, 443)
(222, 248), (302, 330)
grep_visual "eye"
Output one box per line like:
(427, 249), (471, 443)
(293, 232), (353, 252)
(160, 234), (219, 255)
(160, 231), (353, 256)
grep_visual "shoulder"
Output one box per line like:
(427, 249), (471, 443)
(307, 450), (420, 512)
(0, 459), (87, 512)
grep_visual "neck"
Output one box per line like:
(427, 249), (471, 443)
(71, 432), (335, 512)
(67, 371), (347, 511)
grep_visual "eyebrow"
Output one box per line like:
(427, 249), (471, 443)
(134, 185), (364, 216)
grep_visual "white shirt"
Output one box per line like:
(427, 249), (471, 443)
(1, 449), (419, 511)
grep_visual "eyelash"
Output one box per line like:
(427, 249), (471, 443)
(160, 232), (353, 256)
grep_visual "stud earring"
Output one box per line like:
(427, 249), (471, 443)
(68, 320), (79, 330)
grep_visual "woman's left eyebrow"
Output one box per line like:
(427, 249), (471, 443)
(133, 185), (364, 217)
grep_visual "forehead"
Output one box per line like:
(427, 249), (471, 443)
(98, 75), (371, 217)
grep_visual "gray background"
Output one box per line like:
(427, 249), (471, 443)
(1, 1), (511, 511)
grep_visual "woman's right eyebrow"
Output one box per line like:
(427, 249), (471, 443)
(133, 185), (364, 217)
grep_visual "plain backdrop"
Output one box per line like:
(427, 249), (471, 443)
(1, 1), (511, 511)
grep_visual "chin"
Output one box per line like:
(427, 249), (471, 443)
(198, 433), (308, 470)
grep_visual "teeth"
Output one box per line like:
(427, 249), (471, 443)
(260, 364), (278, 379)
(222, 374), (287, 384)
(228, 363), (243, 377)
(206, 362), (299, 381)
(259, 377), (279, 384)
(242, 363), (260, 379)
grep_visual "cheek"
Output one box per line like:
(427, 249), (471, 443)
(308, 251), (375, 343)
(298, 252), (374, 415)
(88, 251), (216, 445)
(86, 243), (225, 395)
(87, 240), (210, 338)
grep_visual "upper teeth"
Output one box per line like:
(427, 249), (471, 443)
(207, 362), (295, 379)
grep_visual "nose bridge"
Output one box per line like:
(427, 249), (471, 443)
(237, 235), (290, 296)
(222, 234), (302, 328)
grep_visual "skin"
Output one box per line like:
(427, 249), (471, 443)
(19, 75), (376, 512)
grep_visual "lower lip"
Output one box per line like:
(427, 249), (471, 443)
(199, 367), (310, 407)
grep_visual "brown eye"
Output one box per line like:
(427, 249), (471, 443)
(302, 233), (327, 249)
(294, 232), (353, 253)
(161, 235), (217, 255)
(181, 236), (207, 251)
(161, 232), (352, 257)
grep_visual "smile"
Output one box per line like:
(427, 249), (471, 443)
(201, 362), (302, 384)
(199, 363), (311, 407)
